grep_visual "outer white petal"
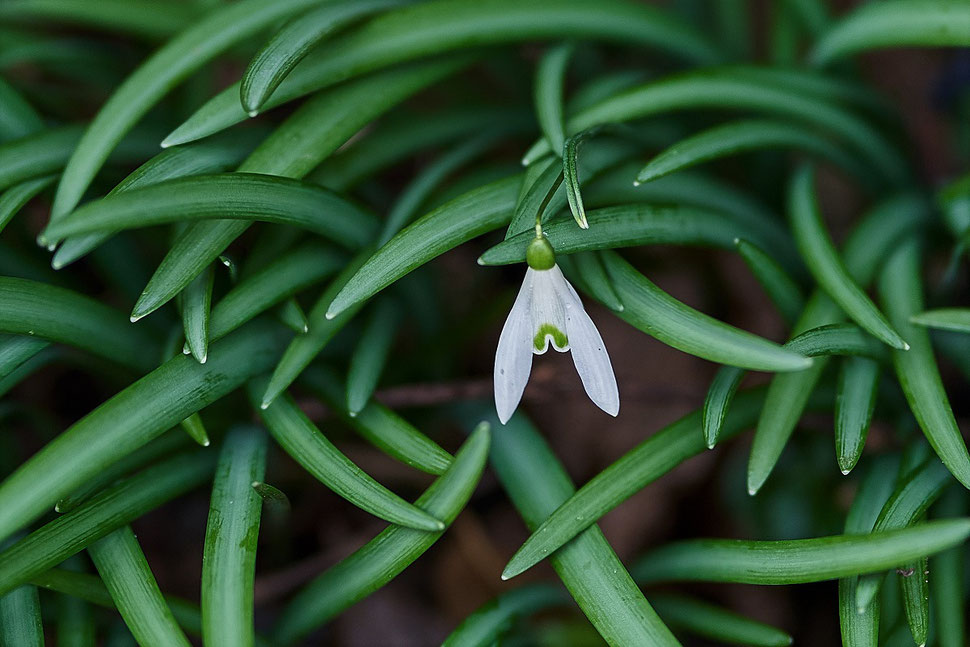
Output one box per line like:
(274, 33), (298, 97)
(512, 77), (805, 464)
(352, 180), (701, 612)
(494, 269), (535, 424)
(555, 268), (620, 417)
(530, 266), (569, 354)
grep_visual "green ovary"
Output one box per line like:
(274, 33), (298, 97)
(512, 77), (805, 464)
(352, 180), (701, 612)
(534, 323), (568, 351)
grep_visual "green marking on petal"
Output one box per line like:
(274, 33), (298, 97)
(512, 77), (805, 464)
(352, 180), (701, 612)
(534, 323), (568, 351)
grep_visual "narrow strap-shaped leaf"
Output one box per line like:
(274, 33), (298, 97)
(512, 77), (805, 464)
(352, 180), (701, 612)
(179, 413), (210, 448)
(633, 520), (970, 585)
(734, 238), (805, 324)
(855, 458), (953, 610)
(30, 569), (205, 638)
(327, 176), (519, 320)
(635, 119), (870, 186)
(747, 193), (926, 494)
(812, 0), (970, 65)
(483, 203), (786, 268)
(932, 488), (967, 647)
(249, 381), (444, 531)
(181, 265), (213, 363)
(42, 173), (378, 250)
(506, 156), (562, 240)
(878, 239), (970, 489)
(48, 0), (325, 223)
(261, 251), (371, 408)
(0, 0), (197, 40)
(909, 308), (970, 333)
(0, 125), (81, 190)
(0, 334), (49, 381)
(57, 577), (95, 647)
(784, 323), (887, 360)
(501, 386), (803, 580)
(523, 67), (909, 182)
(489, 411), (679, 646)
(0, 584), (43, 646)
(0, 319), (285, 545)
(900, 555), (928, 647)
(302, 367), (453, 476)
(0, 277), (161, 372)
(534, 42), (573, 158)
(603, 251), (812, 372)
(0, 175), (56, 234)
(209, 243), (343, 344)
(649, 594), (792, 647)
(380, 133), (498, 246)
(201, 427), (267, 647)
(165, 0), (720, 146)
(54, 130), (262, 269)
(702, 366), (745, 449)
(835, 357), (880, 475)
(135, 58), (467, 323)
(0, 76), (42, 142)
(839, 456), (898, 647)
(88, 526), (191, 647)
(346, 299), (399, 415)
(0, 451), (215, 596)
(241, 0), (408, 113)
(442, 584), (568, 647)
(562, 128), (596, 229)
(789, 165), (907, 350)
(271, 424), (489, 645)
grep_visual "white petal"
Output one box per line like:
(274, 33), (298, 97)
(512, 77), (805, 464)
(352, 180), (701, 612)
(557, 270), (620, 417)
(494, 269), (535, 424)
(530, 266), (569, 354)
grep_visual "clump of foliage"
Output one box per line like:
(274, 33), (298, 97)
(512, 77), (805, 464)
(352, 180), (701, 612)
(2, 0), (970, 645)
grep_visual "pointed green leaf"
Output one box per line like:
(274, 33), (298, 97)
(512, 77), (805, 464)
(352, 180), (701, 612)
(0, 334), (49, 381)
(910, 308), (970, 333)
(633, 520), (970, 585)
(604, 251), (812, 372)
(703, 366), (745, 449)
(249, 381), (443, 531)
(878, 240), (970, 489)
(734, 238), (805, 324)
(201, 427), (266, 647)
(835, 357), (880, 475)
(812, 1), (970, 65)
(89, 526), (191, 647)
(181, 265), (213, 364)
(0, 451), (215, 596)
(346, 299), (399, 415)
(534, 42), (573, 158)
(272, 424), (489, 644)
(0, 125), (81, 191)
(789, 165), (907, 350)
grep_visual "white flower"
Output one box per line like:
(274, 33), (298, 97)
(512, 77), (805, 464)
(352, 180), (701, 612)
(494, 262), (619, 424)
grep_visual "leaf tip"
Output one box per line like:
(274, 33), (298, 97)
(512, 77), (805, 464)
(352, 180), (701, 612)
(248, 109), (259, 118)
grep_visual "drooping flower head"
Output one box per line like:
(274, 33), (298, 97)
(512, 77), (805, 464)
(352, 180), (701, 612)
(494, 235), (619, 424)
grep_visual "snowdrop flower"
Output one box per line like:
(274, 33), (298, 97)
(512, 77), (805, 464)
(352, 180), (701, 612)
(494, 234), (619, 424)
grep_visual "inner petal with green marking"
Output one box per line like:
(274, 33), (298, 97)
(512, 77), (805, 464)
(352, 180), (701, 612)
(534, 323), (568, 352)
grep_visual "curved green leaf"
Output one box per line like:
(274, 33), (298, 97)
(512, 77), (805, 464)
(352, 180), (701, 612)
(482, 204), (785, 267)
(635, 119), (869, 185)
(48, 0), (324, 222)
(812, 1), (970, 65)
(346, 299), (399, 415)
(734, 238), (805, 324)
(633, 520), (970, 585)
(0, 335), (49, 381)
(272, 424), (489, 645)
(489, 411), (679, 646)
(534, 42), (573, 158)
(879, 240), (970, 489)
(327, 175), (519, 319)
(0, 320), (285, 545)
(910, 308), (970, 333)
(0, 76), (43, 141)
(0, 175), (56, 234)
(0, 125), (81, 191)
(181, 265), (213, 363)
(835, 357), (880, 475)
(241, 0), (406, 114)
(702, 366), (745, 449)
(789, 165), (907, 350)
(785, 323), (887, 360)
(43, 173), (378, 250)
(250, 382), (443, 531)
(302, 367), (453, 477)
(0, 277), (161, 372)
(165, 0), (720, 145)
(0, 451), (215, 596)
(201, 428), (266, 647)
(523, 66), (908, 183)
(0, 0), (197, 40)
(88, 526), (191, 647)
(0, 584), (43, 647)
(604, 251), (812, 372)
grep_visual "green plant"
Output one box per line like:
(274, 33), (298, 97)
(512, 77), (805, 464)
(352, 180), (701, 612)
(2, 0), (970, 644)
